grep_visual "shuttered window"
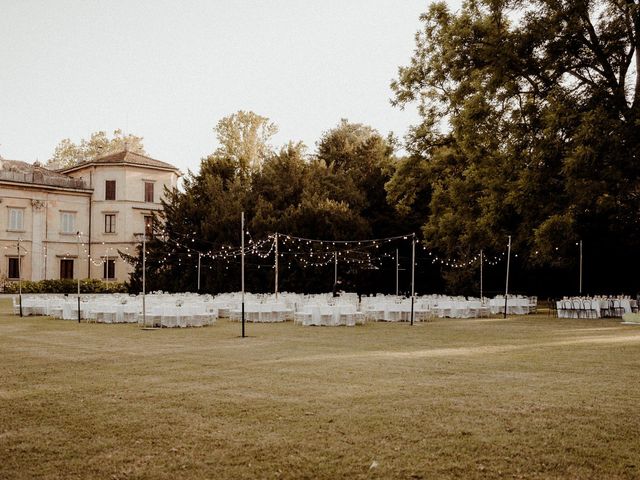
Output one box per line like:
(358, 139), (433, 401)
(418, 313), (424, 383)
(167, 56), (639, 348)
(8, 208), (24, 231)
(60, 212), (76, 234)
(8, 257), (20, 279)
(104, 214), (116, 233)
(103, 259), (115, 279)
(145, 182), (154, 203)
(60, 259), (74, 279)
(105, 180), (116, 200)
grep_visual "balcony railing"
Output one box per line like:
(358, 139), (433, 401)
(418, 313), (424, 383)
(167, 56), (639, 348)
(0, 170), (88, 189)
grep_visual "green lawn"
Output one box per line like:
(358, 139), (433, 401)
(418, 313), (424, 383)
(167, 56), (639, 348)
(1, 300), (639, 479)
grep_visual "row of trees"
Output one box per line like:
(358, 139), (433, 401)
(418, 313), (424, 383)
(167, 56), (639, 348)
(131, 0), (639, 296)
(128, 113), (431, 294)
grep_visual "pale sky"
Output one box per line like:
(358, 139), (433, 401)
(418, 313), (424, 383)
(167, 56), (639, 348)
(0, 0), (462, 174)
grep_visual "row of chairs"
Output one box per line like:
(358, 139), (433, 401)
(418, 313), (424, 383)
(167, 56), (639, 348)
(549, 298), (631, 318)
(601, 299), (629, 318)
(557, 299), (599, 318)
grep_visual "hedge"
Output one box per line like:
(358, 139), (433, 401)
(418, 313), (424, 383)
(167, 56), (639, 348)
(3, 278), (128, 294)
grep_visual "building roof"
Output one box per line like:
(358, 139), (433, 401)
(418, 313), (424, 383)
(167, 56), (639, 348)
(58, 150), (181, 174)
(0, 159), (90, 190)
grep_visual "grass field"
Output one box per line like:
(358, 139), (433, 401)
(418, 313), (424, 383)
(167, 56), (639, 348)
(1, 300), (640, 479)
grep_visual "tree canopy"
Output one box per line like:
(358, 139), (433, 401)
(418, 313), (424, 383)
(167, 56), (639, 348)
(387, 0), (640, 293)
(211, 110), (278, 178)
(125, 1), (640, 296)
(127, 113), (409, 294)
(47, 129), (146, 169)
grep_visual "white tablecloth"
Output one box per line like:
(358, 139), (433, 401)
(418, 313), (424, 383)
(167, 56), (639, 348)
(490, 298), (530, 315)
(299, 305), (360, 326)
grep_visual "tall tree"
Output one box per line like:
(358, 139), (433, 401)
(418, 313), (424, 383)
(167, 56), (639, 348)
(47, 129), (145, 169)
(133, 111), (277, 293)
(390, 0), (640, 294)
(316, 119), (404, 237)
(212, 110), (278, 178)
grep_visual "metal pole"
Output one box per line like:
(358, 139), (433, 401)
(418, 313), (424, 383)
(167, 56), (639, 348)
(77, 232), (81, 323)
(503, 236), (512, 319)
(480, 249), (483, 301)
(18, 238), (22, 317)
(241, 211), (245, 338)
(395, 248), (399, 296)
(579, 240), (583, 295)
(105, 248), (109, 285)
(334, 251), (338, 287)
(410, 234), (416, 325)
(142, 233), (147, 327)
(197, 252), (201, 292)
(274, 233), (279, 299)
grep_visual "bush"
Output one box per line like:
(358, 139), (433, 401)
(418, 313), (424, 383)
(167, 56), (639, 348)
(3, 279), (128, 294)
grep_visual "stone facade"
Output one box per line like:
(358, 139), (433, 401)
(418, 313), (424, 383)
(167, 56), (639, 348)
(0, 152), (180, 284)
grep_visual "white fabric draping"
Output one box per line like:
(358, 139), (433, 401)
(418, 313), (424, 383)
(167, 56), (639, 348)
(12, 291), (540, 327)
(12, 293), (218, 327)
(489, 296), (530, 315)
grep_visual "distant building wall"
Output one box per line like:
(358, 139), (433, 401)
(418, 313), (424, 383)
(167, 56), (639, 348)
(0, 152), (180, 285)
(0, 182), (91, 283)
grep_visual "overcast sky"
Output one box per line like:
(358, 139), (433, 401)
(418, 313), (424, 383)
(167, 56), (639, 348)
(0, 0), (462, 173)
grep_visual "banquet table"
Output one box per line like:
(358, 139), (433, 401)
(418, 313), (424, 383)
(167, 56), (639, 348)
(489, 297), (530, 315)
(362, 301), (433, 321)
(229, 303), (292, 323)
(298, 305), (361, 326)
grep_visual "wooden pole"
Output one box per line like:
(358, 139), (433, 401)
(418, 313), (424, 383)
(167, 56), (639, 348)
(142, 233), (147, 327)
(18, 238), (22, 317)
(241, 211), (245, 338)
(410, 234), (416, 325)
(395, 248), (399, 296)
(480, 249), (483, 301)
(503, 236), (512, 319)
(77, 232), (81, 323)
(579, 240), (583, 295)
(274, 233), (279, 299)
(197, 252), (201, 292)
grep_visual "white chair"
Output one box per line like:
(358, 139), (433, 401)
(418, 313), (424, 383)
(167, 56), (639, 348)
(196, 306), (210, 326)
(123, 305), (138, 323)
(102, 308), (116, 324)
(175, 309), (188, 328)
(342, 305), (356, 327)
(146, 308), (164, 327)
(12, 296), (20, 315)
(319, 306), (334, 326)
(294, 310), (311, 325)
(205, 306), (218, 325)
(309, 306), (323, 326)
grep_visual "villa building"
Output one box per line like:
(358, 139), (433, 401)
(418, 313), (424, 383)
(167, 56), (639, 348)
(0, 151), (180, 284)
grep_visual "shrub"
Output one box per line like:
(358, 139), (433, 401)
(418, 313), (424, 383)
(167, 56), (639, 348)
(3, 279), (128, 294)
